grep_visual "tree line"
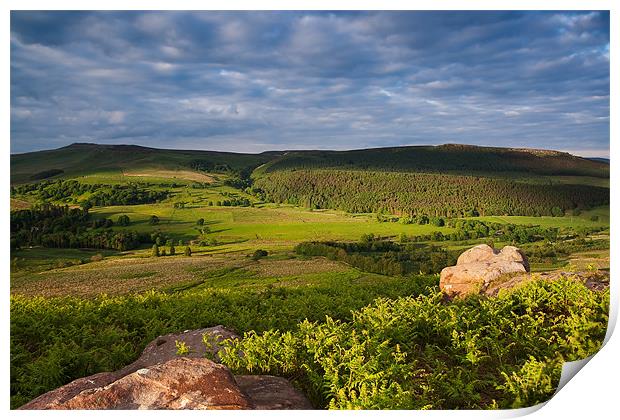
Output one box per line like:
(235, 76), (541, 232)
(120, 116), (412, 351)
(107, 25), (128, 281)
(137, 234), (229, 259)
(401, 220), (563, 244)
(11, 179), (169, 208)
(11, 204), (150, 251)
(295, 237), (458, 276)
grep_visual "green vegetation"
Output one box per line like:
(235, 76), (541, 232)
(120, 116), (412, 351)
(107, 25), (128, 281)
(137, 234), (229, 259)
(29, 168), (64, 181)
(9, 142), (610, 410)
(10, 143), (279, 185)
(254, 144), (608, 178)
(219, 278), (608, 409)
(10, 268), (435, 408)
(253, 170), (608, 217)
(10, 204), (149, 251)
(12, 179), (169, 207)
(295, 239), (457, 276)
(175, 340), (191, 356)
(252, 249), (268, 261)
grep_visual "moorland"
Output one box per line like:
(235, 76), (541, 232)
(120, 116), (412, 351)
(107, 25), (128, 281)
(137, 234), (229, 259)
(10, 143), (610, 409)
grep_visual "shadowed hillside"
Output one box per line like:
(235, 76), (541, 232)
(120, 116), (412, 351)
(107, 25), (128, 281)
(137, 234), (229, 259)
(254, 144), (609, 178)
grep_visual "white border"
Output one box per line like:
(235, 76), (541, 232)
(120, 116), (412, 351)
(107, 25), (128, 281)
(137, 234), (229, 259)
(2, 2), (617, 419)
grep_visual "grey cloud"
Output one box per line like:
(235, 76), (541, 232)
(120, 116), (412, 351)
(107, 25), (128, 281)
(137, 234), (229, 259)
(10, 11), (609, 157)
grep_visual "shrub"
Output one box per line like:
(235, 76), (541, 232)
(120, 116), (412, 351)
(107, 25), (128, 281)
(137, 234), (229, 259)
(90, 254), (103, 263)
(497, 356), (563, 408)
(152, 244), (160, 257)
(551, 206), (564, 217)
(184, 246), (192, 257)
(252, 249), (268, 261)
(199, 237), (218, 247)
(219, 278), (608, 409)
(175, 340), (190, 356)
(149, 215), (160, 225)
(117, 215), (130, 226)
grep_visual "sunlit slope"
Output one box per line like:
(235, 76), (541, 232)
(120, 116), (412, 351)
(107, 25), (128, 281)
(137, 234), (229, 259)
(10, 143), (279, 184)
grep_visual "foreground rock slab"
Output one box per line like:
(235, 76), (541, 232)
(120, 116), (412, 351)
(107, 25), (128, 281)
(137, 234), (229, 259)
(22, 358), (252, 409)
(125, 325), (239, 368)
(235, 375), (314, 409)
(440, 244), (529, 297)
(21, 326), (313, 410)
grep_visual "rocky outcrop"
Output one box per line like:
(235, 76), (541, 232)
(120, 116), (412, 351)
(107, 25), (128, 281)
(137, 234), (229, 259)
(125, 325), (239, 369)
(485, 269), (610, 297)
(21, 326), (313, 410)
(440, 244), (530, 297)
(22, 358), (253, 410)
(235, 375), (314, 409)
(441, 244), (609, 298)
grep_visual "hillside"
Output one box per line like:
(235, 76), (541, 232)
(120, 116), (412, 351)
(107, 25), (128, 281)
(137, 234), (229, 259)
(254, 144), (609, 178)
(253, 170), (609, 217)
(11, 143), (609, 184)
(10, 143), (281, 184)
(11, 142), (609, 217)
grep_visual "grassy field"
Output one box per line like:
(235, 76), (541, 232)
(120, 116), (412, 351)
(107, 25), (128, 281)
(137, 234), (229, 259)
(11, 203), (610, 297)
(11, 162), (610, 300)
(12, 172), (610, 298)
(90, 202), (457, 246)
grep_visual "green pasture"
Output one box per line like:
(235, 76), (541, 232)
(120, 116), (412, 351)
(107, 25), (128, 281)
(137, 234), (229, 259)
(91, 203), (457, 247)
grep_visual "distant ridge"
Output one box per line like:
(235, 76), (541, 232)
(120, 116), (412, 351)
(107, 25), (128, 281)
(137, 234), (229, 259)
(11, 142), (609, 184)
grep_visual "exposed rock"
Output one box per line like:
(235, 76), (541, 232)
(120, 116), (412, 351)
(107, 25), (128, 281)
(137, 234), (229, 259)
(22, 358), (252, 410)
(18, 371), (120, 410)
(456, 244), (496, 265)
(235, 375), (314, 409)
(485, 270), (610, 297)
(483, 273), (532, 297)
(456, 244), (529, 271)
(20, 326), (314, 410)
(440, 244), (530, 297)
(123, 325), (239, 371)
(443, 245), (609, 298)
(496, 246), (530, 272)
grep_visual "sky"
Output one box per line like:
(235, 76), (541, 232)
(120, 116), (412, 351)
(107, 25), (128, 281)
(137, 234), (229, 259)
(10, 11), (610, 156)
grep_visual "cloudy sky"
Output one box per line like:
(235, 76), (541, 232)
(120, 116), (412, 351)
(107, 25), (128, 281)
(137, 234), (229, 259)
(10, 11), (610, 156)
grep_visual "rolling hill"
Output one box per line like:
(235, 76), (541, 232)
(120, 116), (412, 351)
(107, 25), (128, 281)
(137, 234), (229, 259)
(11, 142), (609, 184)
(10, 143), (281, 184)
(11, 142), (609, 217)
